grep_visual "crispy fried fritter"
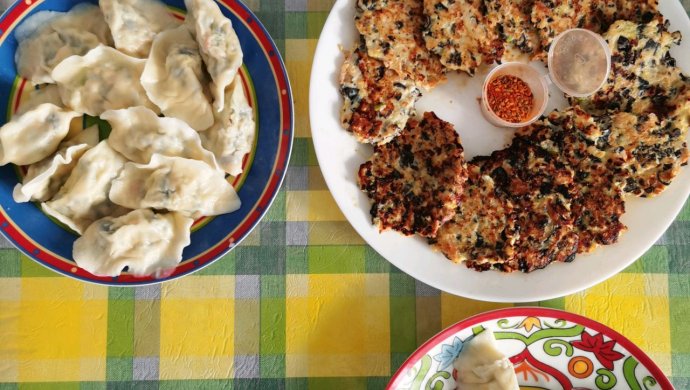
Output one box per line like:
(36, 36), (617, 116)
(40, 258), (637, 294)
(485, 0), (540, 60)
(475, 138), (581, 271)
(521, 108), (628, 252)
(358, 112), (468, 237)
(578, 20), (687, 117)
(339, 45), (421, 144)
(422, 0), (503, 75)
(430, 163), (519, 269)
(355, 0), (446, 89)
(530, 0), (659, 60)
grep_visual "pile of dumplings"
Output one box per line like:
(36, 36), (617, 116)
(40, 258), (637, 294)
(0, 0), (255, 278)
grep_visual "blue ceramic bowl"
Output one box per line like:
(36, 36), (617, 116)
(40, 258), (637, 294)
(0, 0), (293, 284)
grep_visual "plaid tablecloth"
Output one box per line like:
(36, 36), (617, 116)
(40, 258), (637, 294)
(1, 0), (690, 388)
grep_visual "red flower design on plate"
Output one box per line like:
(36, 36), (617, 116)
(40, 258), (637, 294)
(570, 332), (625, 370)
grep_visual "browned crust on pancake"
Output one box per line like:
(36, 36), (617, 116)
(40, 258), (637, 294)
(430, 163), (519, 268)
(355, 0), (446, 89)
(339, 45), (421, 144)
(358, 112), (468, 237)
(422, 0), (503, 75)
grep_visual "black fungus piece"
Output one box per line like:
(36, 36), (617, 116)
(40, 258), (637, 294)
(475, 233), (485, 248)
(422, 15), (431, 31)
(518, 259), (529, 272)
(575, 170), (590, 182)
(662, 52), (676, 67)
(399, 144), (415, 167)
(624, 177), (640, 193)
(638, 77), (650, 92)
(376, 66), (386, 81)
(643, 39), (660, 52)
(448, 52), (462, 65)
(370, 203), (378, 218)
(641, 12), (656, 24)
(556, 185), (571, 199)
(539, 182), (553, 195)
(340, 86), (359, 102)
(491, 166), (510, 187)
(380, 41), (391, 53)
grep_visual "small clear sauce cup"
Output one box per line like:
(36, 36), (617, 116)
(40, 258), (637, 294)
(480, 62), (549, 128)
(548, 28), (612, 98)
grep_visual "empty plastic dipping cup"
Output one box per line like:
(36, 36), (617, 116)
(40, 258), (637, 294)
(481, 62), (549, 128)
(548, 28), (611, 97)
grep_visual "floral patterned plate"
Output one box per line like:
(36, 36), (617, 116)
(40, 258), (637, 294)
(388, 307), (673, 390)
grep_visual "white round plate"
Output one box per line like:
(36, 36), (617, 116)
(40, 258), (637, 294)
(309, 0), (690, 302)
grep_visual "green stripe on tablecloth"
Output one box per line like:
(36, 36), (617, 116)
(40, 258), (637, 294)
(674, 354), (690, 376)
(286, 247), (308, 274)
(235, 246), (286, 275)
(670, 296), (690, 352)
(290, 138), (318, 167)
(307, 246), (365, 273)
(106, 288), (135, 382)
(305, 13), (330, 38)
(673, 378), (690, 389)
(234, 298), (260, 352)
(260, 275), (286, 377)
(669, 245), (690, 274)
(134, 299), (161, 359)
(256, 0), (285, 54)
(0, 249), (19, 277)
(284, 12), (306, 38)
(678, 199), (690, 221)
(306, 377), (368, 389)
(20, 255), (59, 277)
(669, 274), (690, 297)
(389, 273), (417, 375)
(514, 298), (565, 310)
(264, 190), (287, 222)
(537, 297), (566, 310)
(285, 12), (330, 39)
(624, 245), (669, 274)
(160, 380), (233, 389)
(197, 252), (237, 275)
(364, 246), (390, 273)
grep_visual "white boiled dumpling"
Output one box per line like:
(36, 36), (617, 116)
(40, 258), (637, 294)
(99, 0), (180, 58)
(43, 141), (129, 234)
(184, 0), (243, 112)
(51, 45), (159, 116)
(453, 330), (519, 390)
(200, 75), (255, 176)
(141, 26), (214, 130)
(48, 3), (113, 44)
(102, 106), (218, 168)
(14, 4), (112, 84)
(73, 209), (193, 277)
(110, 154), (241, 218)
(14, 84), (64, 116)
(0, 103), (80, 166)
(13, 126), (99, 203)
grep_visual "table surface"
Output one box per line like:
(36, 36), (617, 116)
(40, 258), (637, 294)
(1, 0), (690, 388)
